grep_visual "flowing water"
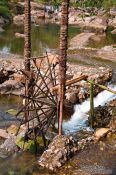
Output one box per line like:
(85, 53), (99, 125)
(63, 84), (116, 134)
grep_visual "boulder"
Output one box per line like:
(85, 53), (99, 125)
(70, 33), (95, 48)
(94, 128), (110, 140)
(38, 135), (78, 171)
(0, 135), (17, 154)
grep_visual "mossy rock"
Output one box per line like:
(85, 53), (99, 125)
(6, 109), (23, 116)
(16, 136), (48, 153)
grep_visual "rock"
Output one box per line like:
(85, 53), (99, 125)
(0, 17), (5, 25)
(111, 29), (116, 34)
(70, 33), (95, 48)
(90, 34), (106, 42)
(38, 135), (78, 171)
(108, 116), (116, 130)
(0, 135), (18, 154)
(94, 128), (110, 140)
(15, 33), (24, 38)
(109, 17), (116, 28)
(13, 15), (24, 25)
(0, 27), (4, 32)
(110, 8), (116, 17)
(0, 129), (9, 139)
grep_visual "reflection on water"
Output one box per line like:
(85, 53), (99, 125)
(0, 22), (80, 56)
(88, 27), (116, 48)
(0, 94), (22, 111)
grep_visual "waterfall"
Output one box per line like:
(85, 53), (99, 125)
(63, 84), (116, 134)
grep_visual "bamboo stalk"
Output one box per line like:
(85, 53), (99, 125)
(90, 81), (94, 128)
(87, 80), (116, 94)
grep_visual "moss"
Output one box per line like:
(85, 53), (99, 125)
(16, 136), (48, 153)
(6, 108), (23, 116)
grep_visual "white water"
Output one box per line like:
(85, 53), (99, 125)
(63, 84), (116, 134)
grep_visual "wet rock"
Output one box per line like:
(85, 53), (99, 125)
(108, 116), (116, 130)
(88, 98), (116, 133)
(67, 64), (112, 103)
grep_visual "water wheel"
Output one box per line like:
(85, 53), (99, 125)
(15, 54), (60, 146)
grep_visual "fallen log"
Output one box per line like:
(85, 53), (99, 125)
(52, 75), (88, 93)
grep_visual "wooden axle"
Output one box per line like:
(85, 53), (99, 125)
(51, 75), (88, 92)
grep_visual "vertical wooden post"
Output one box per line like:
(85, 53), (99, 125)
(24, 0), (31, 129)
(90, 81), (94, 128)
(58, 0), (69, 135)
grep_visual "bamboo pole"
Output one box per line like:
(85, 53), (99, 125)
(87, 80), (116, 94)
(89, 81), (94, 128)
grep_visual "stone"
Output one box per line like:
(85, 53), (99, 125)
(38, 135), (78, 171)
(0, 135), (17, 153)
(13, 15), (24, 25)
(94, 128), (110, 140)
(70, 33), (95, 48)
(111, 29), (116, 34)
(15, 33), (24, 38)
(108, 116), (116, 130)
(0, 129), (9, 139)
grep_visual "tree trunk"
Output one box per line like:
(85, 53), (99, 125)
(59, 0), (69, 135)
(24, 0), (31, 71)
(24, 0), (31, 128)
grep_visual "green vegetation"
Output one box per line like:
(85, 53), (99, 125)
(0, 0), (10, 18)
(72, 0), (116, 9)
(36, 0), (116, 8)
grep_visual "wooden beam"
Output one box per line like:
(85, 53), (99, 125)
(52, 75), (88, 92)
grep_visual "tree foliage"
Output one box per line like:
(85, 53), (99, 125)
(0, 0), (10, 18)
